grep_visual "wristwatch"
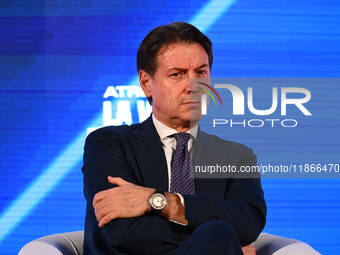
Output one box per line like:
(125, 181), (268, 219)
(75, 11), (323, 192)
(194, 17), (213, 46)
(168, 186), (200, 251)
(149, 189), (167, 215)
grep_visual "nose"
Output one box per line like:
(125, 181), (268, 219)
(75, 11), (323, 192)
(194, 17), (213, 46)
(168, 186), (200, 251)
(187, 72), (200, 93)
(188, 80), (199, 93)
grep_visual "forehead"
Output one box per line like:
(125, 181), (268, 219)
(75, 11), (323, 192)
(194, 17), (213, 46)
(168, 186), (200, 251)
(156, 42), (209, 70)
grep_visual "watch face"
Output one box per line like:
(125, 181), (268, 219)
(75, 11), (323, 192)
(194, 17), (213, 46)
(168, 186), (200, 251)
(150, 194), (166, 210)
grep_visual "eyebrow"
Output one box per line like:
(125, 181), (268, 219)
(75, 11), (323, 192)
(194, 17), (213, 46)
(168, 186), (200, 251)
(195, 64), (209, 70)
(167, 64), (209, 73)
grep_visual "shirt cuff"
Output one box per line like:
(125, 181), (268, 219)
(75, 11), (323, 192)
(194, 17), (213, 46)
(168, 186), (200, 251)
(168, 193), (187, 226)
(174, 193), (185, 206)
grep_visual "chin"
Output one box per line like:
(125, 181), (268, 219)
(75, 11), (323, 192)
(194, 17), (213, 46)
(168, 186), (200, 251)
(176, 108), (202, 127)
(189, 110), (202, 126)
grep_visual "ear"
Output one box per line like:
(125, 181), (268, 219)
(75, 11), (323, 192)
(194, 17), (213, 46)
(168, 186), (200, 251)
(139, 70), (153, 98)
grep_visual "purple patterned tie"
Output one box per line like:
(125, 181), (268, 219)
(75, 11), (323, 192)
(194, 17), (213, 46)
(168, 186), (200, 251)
(170, 133), (196, 195)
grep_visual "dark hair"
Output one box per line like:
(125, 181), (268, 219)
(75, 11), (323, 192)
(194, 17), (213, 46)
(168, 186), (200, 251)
(137, 22), (213, 104)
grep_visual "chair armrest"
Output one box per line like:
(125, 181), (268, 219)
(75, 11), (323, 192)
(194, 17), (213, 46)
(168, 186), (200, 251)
(18, 231), (84, 255)
(254, 233), (321, 255)
(19, 231), (321, 255)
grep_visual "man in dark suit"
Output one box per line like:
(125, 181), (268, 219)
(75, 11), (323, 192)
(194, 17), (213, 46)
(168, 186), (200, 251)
(82, 22), (266, 255)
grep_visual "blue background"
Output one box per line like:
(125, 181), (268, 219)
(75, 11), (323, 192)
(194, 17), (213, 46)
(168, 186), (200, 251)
(0, 0), (340, 254)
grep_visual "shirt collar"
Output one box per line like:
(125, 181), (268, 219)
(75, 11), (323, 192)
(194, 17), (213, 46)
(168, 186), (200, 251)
(152, 114), (198, 141)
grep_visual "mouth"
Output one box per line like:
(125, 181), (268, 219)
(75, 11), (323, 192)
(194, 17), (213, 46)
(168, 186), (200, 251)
(182, 101), (201, 106)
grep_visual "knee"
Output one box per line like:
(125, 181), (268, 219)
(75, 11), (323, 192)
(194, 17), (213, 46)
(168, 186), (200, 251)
(176, 221), (242, 255)
(198, 221), (237, 241)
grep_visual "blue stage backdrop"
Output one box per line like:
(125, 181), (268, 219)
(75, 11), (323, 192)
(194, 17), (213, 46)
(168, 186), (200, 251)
(1, 0), (340, 254)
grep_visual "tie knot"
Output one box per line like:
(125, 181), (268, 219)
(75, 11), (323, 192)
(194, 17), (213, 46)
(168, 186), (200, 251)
(173, 133), (191, 146)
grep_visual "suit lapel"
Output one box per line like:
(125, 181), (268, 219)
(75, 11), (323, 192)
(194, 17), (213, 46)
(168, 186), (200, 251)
(130, 116), (169, 191)
(193, 130), (229, 199)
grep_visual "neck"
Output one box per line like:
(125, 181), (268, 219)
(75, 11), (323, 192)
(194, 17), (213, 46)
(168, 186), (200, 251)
(153, 115), (198, 133)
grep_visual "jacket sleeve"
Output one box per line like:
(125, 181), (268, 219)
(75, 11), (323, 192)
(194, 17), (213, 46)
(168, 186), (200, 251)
(82, 128), (179, 255)
(82, 127), (266, 253)
(184, 146), (267, 246)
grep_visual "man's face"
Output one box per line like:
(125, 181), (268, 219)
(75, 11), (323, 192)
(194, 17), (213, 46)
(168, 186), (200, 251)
(141, 42), (210, 131)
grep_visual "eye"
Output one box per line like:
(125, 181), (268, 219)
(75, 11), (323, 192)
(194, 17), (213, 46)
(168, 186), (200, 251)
(170, 72), (181, 78)
(197, 70), (207, 75)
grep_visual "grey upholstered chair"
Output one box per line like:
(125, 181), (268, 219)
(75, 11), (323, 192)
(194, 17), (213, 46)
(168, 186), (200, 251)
(18, 231), (320, 255)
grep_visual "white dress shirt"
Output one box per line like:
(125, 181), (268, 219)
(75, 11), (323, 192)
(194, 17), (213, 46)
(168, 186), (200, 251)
(152, 114), (198, 205)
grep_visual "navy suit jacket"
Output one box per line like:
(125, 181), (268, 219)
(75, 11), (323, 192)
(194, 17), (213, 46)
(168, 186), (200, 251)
(82, 116), (266, 255)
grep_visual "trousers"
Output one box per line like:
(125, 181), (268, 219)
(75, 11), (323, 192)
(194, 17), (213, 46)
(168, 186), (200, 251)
(174, 221), (244, 255)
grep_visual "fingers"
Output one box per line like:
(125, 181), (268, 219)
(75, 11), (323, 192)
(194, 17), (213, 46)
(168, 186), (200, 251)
(93, 190), (106, 208)
(107, 176), (129, 186)
(95, 202), (114, 226)
(94, 198), (110, 218)
(241, 245), (256, 255)
(96, 201), (123, 227)
(98, 212), (117, 227)
(93, 177), (125, 207)
(92, 177), (138, 227)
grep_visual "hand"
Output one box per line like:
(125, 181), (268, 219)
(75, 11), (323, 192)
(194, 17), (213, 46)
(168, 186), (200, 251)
(93, 177), (155, 227)
(242, 244), (256, 255)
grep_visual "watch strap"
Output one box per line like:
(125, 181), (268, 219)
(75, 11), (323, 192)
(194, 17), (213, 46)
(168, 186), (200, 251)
(155, 189), (165, 196)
